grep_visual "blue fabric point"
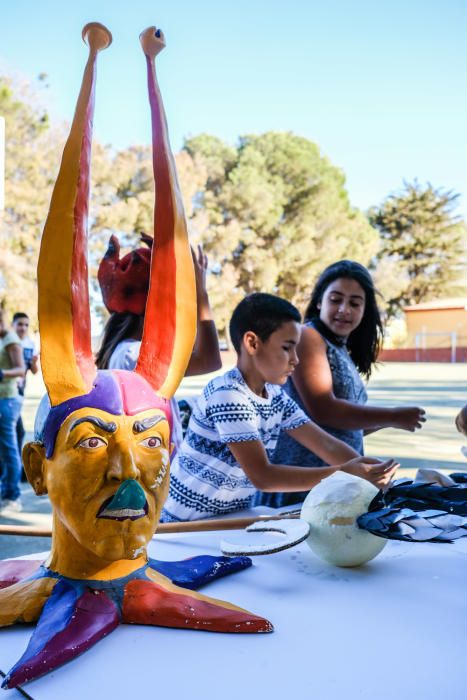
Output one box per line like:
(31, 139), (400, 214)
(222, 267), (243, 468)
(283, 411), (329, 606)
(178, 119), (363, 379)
(149, 555), (252, 590)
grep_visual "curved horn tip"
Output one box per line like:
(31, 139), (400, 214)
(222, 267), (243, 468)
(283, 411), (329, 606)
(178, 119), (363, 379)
(82, 22), (112, 52)
(104, 234), (120, 259)
(139, 26), (166, 57)
(140, 231), (153, 249)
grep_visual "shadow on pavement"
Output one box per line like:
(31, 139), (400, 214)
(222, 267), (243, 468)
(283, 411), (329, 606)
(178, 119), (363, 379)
(0, 483), (52, 559)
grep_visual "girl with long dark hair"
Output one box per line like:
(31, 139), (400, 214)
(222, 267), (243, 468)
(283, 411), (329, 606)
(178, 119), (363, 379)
(255, 259), (425, 507)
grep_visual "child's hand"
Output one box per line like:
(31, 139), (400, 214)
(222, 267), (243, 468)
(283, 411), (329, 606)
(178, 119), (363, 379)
(390, 407), (426, 431)
(340, 456), (399, 491)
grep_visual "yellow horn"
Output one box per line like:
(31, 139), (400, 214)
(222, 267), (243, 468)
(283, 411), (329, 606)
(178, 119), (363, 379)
(38, 23), (111, 406)
(136, 27), (197, 398)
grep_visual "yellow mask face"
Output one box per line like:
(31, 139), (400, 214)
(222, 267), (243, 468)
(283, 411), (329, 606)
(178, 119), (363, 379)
(26, 407), (170, 564)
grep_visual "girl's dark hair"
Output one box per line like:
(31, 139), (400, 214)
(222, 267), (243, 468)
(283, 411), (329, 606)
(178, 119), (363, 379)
(304, 260), (383, 379)
(95, 312), (145, 369)
(229, 293), (301, 353)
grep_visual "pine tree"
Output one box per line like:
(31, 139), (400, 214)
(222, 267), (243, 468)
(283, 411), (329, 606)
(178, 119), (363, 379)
(370, 182), (467, 317)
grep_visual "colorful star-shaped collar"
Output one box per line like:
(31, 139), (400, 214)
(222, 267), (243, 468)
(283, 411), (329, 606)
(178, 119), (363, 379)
(0, 555), (273, 688)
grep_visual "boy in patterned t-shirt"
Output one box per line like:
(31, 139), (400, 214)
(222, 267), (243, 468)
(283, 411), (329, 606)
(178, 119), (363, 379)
(162, 293), (397, 521)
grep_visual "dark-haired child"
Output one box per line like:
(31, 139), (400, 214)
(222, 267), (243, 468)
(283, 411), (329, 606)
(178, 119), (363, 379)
(256, 260), (426, 508)
(161, 293), (397, 522)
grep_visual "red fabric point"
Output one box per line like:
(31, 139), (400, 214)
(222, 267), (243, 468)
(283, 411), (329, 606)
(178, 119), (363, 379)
(122, 578), (273, 633)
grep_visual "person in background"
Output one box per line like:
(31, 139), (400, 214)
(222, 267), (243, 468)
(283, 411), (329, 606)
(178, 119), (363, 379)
(455, 405), (467, 437)
(161, 293), (398, 522)
(255, 260), (426, 508)
(12, 312), (39, 464)
(0, 308), (25, 513)
(96, 234), (222, 451)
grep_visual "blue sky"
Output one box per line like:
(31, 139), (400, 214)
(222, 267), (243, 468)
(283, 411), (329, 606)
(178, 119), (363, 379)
(1, 0), (466, 215)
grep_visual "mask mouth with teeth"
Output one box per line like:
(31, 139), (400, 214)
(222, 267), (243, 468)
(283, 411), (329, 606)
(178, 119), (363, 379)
(0, 22), (273, 690)
(97, 480), (149, 521)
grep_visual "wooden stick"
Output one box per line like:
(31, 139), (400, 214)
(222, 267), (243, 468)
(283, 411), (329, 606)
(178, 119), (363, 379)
(156, 511), (300, 534)
(0, 525), (52, 537)
(0, 511), (300, 538)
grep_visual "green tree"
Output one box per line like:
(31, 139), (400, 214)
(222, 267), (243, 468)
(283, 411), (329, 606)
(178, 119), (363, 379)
(369, 182), (467, 317)
(0, 85), (382, 342)
(184, 131), (379, 335)
(0, 77), (61, 322)
(0, 78), (156, 326)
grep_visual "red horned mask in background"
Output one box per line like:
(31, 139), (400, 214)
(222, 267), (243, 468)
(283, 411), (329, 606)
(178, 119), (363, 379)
(98, 232), (153, 315)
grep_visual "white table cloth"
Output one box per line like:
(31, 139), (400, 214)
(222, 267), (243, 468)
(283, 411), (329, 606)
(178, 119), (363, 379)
(1, 522), (466, 700)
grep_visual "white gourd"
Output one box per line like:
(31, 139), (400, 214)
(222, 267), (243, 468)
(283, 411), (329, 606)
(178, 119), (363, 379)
(301, 471), (387, 567)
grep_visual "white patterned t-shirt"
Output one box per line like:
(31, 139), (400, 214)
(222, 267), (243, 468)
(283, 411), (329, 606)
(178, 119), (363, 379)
(161, 367), (310, 521)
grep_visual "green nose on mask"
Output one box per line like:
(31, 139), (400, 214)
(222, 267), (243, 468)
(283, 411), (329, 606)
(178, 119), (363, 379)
(97, 479), (148, 521)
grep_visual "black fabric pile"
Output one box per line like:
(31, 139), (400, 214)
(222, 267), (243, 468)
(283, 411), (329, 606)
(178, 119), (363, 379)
(357, 473), (467, 543)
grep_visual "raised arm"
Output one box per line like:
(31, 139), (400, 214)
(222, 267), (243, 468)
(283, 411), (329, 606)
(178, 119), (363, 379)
(292, 326), (425, 432)
(30, 352), (39, 375)
(185, 245), (222, 376)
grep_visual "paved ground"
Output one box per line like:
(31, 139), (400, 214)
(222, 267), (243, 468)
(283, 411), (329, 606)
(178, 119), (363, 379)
(1, 361), (465, 558)
(364, 362), (466, 470)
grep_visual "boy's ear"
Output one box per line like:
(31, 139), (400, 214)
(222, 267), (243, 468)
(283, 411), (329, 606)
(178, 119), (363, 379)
(243, 331), (259, 356)
(22, 442), (48, 495)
